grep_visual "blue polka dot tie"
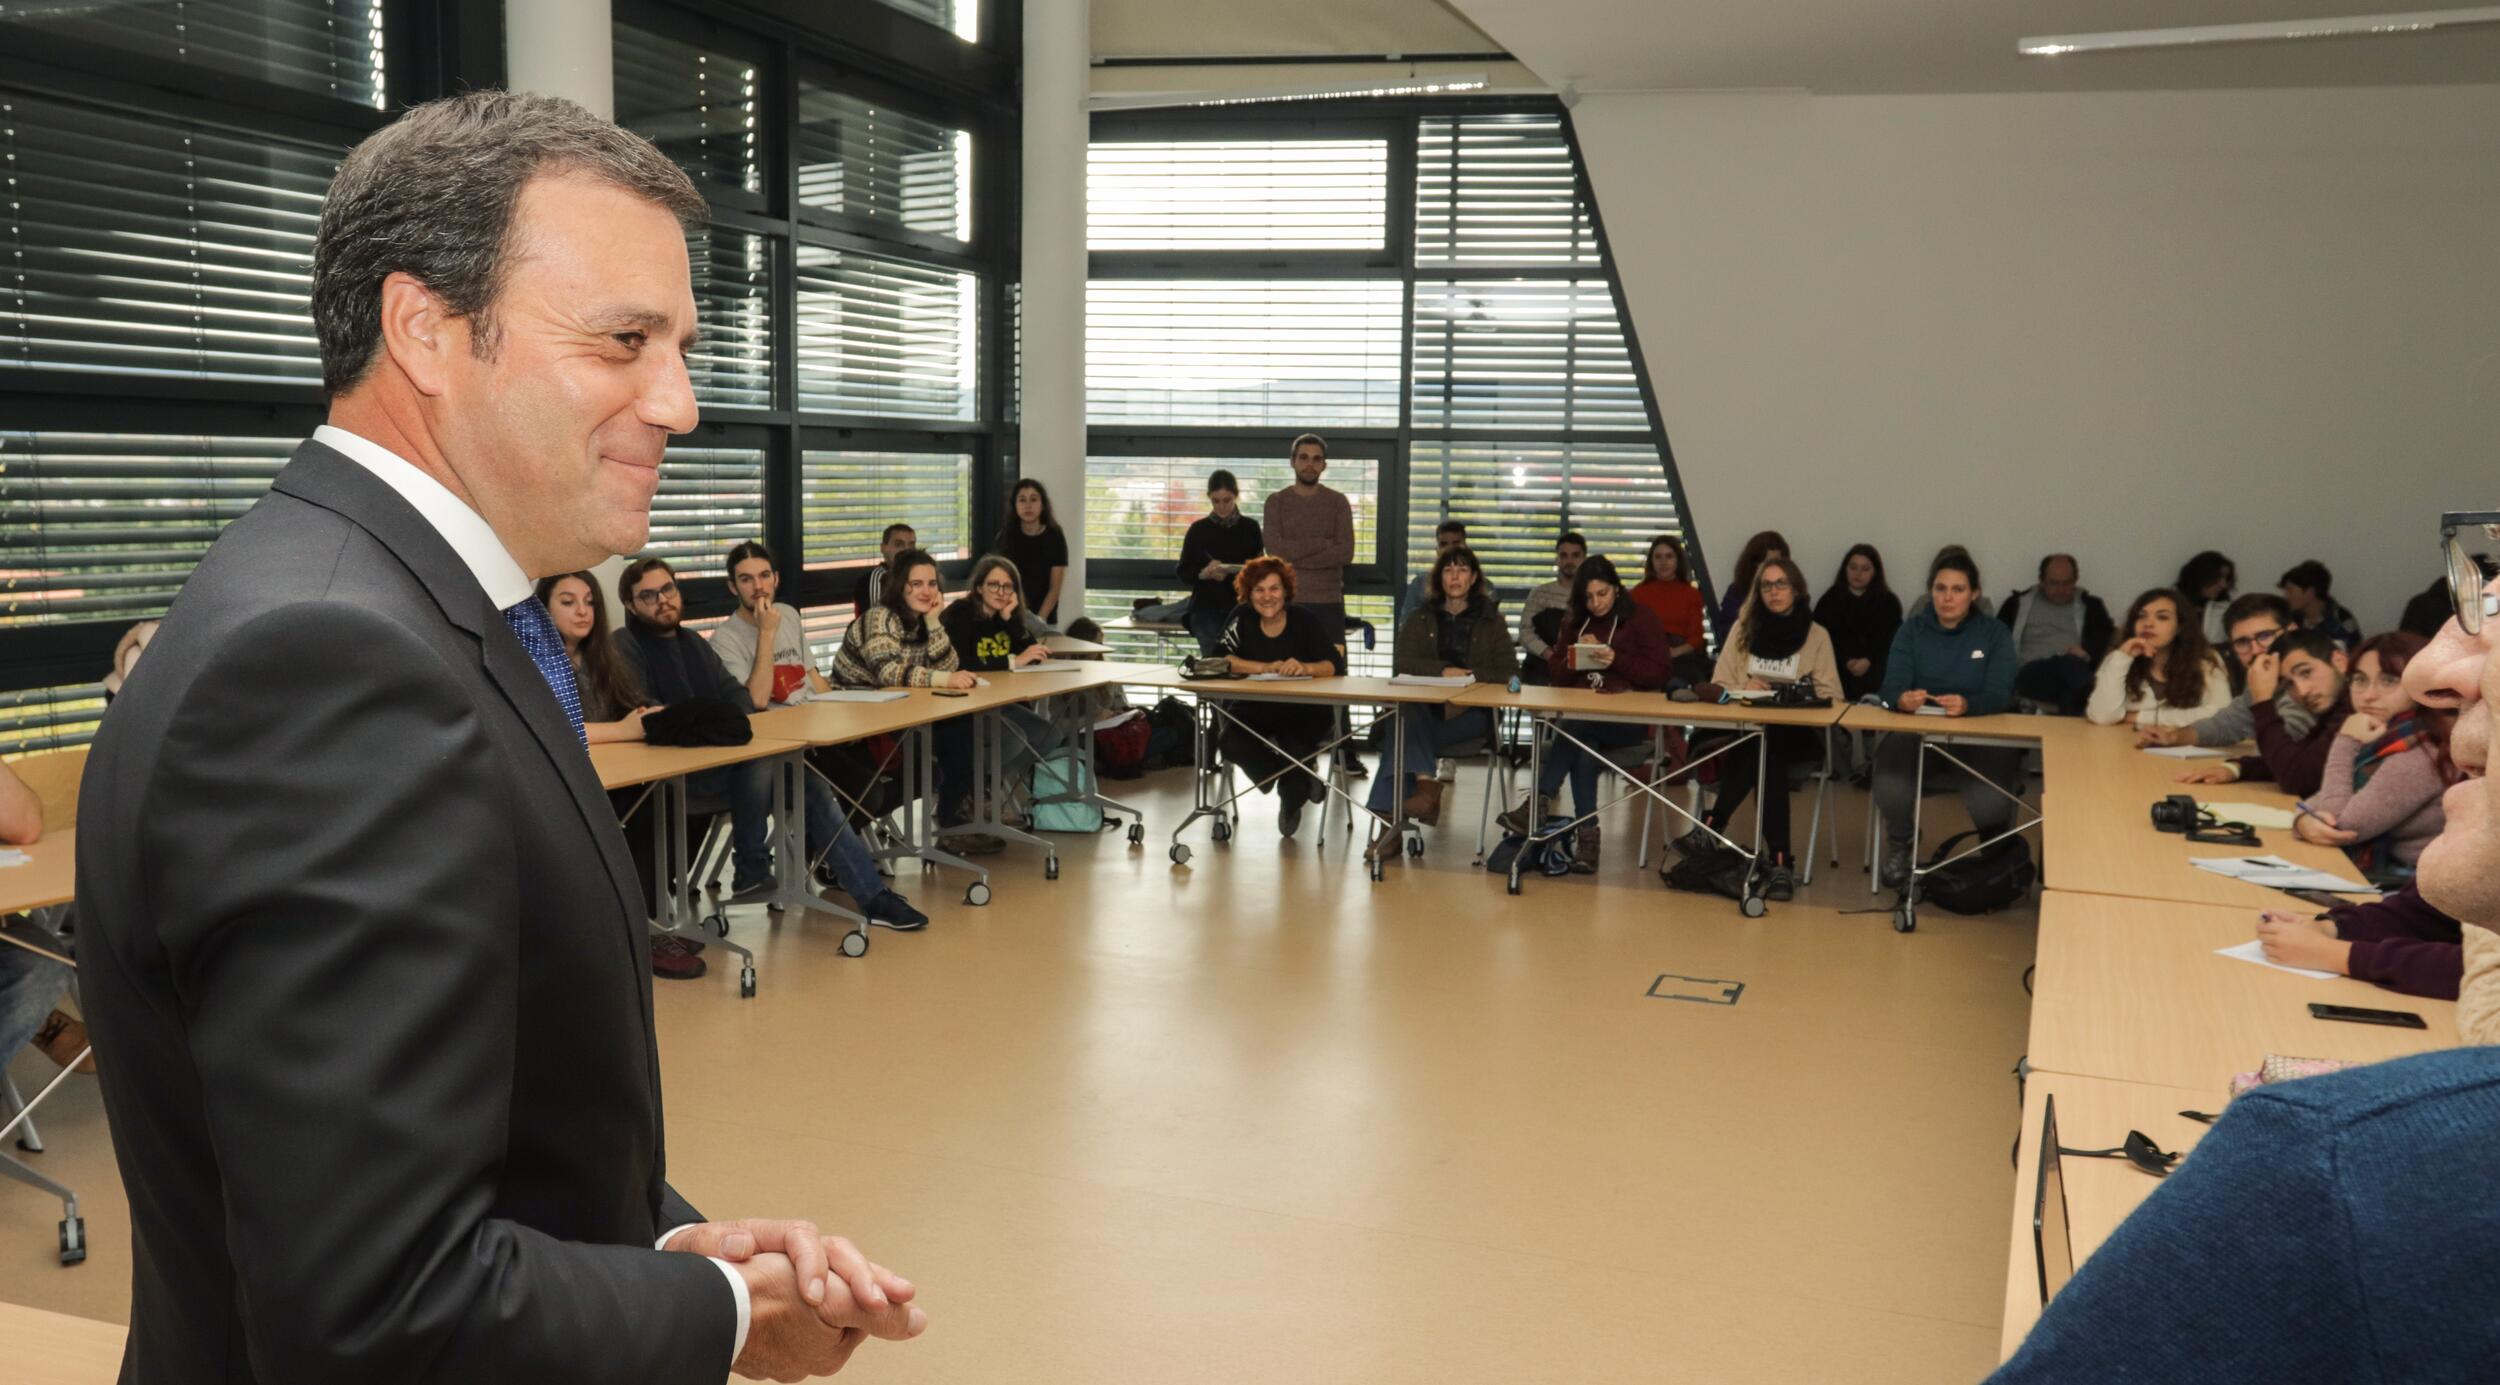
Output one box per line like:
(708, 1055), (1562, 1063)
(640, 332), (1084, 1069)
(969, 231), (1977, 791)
(503, 596), (586, 746)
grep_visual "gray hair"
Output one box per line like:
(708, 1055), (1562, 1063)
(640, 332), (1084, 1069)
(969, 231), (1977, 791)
(312, 89), (707, 396)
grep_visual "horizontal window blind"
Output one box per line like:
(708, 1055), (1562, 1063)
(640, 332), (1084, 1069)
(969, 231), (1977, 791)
(687, 227), (773, 409)
(642, 444), (764, 570)
(1410, 280), (1647, 433)
(800, 448), (972, 568)
(795, 86), (970, 243)
(1088, 140), (1388, 252)
(2, 0), (386, 108)
(0, 431), (294, 626)
(1083, 454), (1378, 565)
(794, 247), (977, 419)
(0, 90), (332, 385)
(1407, 440), (1682, 599)
(0, 683), (110, 756)
(1416, 114), (1597, 267)
(1085, 280), (1404, 428)
(614, 21), (759, 198)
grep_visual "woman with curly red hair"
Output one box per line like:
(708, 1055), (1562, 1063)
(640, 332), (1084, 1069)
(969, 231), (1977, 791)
(1218, 556), (1344, 837)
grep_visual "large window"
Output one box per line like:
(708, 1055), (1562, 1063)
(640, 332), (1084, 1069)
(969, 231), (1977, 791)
(1081, 109), (1701, 653)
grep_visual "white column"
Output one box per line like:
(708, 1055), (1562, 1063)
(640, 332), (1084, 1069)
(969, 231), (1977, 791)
(1021, 0), (1090, 622)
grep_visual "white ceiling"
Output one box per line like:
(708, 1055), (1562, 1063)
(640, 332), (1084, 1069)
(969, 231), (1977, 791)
(1449, 0), (2500, 93)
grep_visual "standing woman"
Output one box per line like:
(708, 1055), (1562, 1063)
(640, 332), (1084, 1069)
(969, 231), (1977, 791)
(832, 549), (984, 836)
(1872, 550), (2022, 888)
(1219, 556), (1345, 838)
(994, 478), (1071, 628)
(1367, 545), (1515, 861)
(1677, 556), (1840, 899)
(1813, 543), (1902, 704)
(1715, 529), (1791, 639)
(1498, 556), (1670, 873)
(2176, 549), (2238, 648)
(1629, 533), (1709, 685)
(2085, 588), (2231, 728)
(2297, 631), (2456, 877)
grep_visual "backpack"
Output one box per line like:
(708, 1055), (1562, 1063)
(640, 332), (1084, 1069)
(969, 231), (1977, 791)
(1144, 695), (1198, 769)
(1094, 710), (1151, 779)
(1030, 751), (1106, 833)
(1484, 816), (1580, 879)
(1918, 829), (2036, 915)
(1661, 844), (1752, 900)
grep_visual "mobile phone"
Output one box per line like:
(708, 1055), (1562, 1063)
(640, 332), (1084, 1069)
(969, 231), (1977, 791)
(931, 688), (969, 698)
(2284, 888), (2353, 909)
(2307, 1002), (2428, 1030)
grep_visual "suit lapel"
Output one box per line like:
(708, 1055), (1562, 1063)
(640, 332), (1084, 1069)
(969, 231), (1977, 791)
(270, 443), (650, 942)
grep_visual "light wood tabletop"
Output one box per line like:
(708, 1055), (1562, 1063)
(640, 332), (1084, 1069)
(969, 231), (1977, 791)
(1451, 682), (1846, 728)
(2027, 889), (2455, 1091)
(0, 828), (77, 915)
(1837, 705), (2066, 742)
(587, 738), (807, 792)
(1121, 668), (1473, 707)
(1, 1300), (125, 1384)
(1999, 1071), (2218, 1360)
(750, 662), (1159, 746)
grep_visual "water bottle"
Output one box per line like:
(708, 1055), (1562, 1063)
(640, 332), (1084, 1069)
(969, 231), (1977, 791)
(1507, 674), (1522, 695)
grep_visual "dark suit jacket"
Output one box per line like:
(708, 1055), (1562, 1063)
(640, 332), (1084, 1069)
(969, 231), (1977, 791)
(76, 441), (736, 1383)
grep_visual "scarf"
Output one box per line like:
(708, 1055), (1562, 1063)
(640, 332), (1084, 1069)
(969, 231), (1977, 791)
(1744, 599), (1813, 662)
(2351, 713), (2428, 791)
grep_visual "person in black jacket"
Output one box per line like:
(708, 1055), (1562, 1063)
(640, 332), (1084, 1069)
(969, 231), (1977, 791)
(1812, 543), (1902, 704)
(1999, 553), (2114, 716)
(1175, 468), (1263, 654)
(940, 554), (1062, 777)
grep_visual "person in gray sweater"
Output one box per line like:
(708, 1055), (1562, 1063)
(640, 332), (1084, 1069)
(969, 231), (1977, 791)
(2138, 592), (2316, 749)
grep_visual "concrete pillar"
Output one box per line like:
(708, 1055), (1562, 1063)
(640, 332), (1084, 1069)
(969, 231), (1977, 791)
(1020, 0), (1089, 621)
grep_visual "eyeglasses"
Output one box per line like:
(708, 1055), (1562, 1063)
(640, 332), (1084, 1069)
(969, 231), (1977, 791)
(1757, 578), (1793, 593)
(2228, 628), (2283, 655)
(630, 581), (679, 606)
(979, 581), (1018, 595)
(2443, 511), (2500, 636)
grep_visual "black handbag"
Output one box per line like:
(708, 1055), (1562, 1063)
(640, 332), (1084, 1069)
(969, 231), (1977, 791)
(642, 696), (754, 747)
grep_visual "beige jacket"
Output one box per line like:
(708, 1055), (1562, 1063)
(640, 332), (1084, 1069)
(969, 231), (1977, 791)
(1712, 619), (1842, 702)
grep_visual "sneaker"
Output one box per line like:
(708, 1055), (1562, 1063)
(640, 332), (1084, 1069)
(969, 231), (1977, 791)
(726, 877), (776, 906)
(1765, 855), (1795, 902)
(651, 934), (707, 980)
(863, 891), (929, 930)
(1278, 793), (1305, 837)
(1495, 793), (1543, 838)
(1338, 752), (1369, 778)
(1434, 757), (1458, 785)
(1880, 842), (1913, 889)
(1671, 826), (1718, 858)
(33, 1009), (95, 1074)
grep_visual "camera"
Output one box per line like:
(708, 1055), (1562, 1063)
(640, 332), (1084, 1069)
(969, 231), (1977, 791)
(2150, 794), (2201, 833)
(1767, 682), (1831, 708)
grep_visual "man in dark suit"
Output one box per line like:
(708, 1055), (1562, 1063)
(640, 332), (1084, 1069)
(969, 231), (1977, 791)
(75, 91), (923, 1383)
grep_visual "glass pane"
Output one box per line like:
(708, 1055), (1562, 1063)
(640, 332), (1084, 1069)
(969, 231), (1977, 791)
(1416, 114), (1598, 266)
(1089, 140), (1387, 251)
(1405, 441), (1682, 599)
(1411, 280), (1648, 433)
(1086, 280), (1404, 428)
(865, 0), (978, 42)
(644, 444), (764, 569)
(1083, 454), (1378, 565)
(795, 86), (971, 242)
(794, 247), (978, 420)
(800, 449), (973, 568)
(614, 21), (760, 197)
(1, 0), (386, 108)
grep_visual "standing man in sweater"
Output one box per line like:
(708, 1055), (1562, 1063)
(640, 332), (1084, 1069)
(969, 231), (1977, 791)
(1262, 433), (1362, 769)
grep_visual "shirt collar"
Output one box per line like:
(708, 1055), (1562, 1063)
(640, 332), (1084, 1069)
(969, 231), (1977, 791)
(314, 425), (535, 610)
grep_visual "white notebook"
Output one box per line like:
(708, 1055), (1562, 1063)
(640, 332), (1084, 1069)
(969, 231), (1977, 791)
(801, 688), (908, 704)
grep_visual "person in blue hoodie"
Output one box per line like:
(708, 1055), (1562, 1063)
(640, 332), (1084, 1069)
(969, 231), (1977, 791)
(1872, 549), (2021, 887)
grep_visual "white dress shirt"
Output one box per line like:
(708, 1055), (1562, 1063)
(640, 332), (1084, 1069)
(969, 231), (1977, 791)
(312, 425), (753, 1365)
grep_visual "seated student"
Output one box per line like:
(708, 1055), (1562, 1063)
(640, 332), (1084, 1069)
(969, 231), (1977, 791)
(711, 539), (836, 710)
(852, 522), (916, 620)
(2084, 587), (2230, 728)
(610, 561), (927, 957)
(2000, 554), (2113, 716)
(830, 548), (988, 849)
(1401, 520), (1500, 625)
(2136, 592), (2317, 750)
(2175, 547), (2238, 647)
(1176, 469), (1263, 655)
(2255, 884), (2463, 999)
(2279, 558), (2361, 648)
(2175, 627), (2350, 795)
(2292, 631), (2454, 875)
(1629, 533), (1709, 686)
(1218, 556), (1344, 838)
(1497, 556), (1671, 873)
(1366, 545), (1514, 862)
(1901, 544), (1997, 623)
(1675, 556), (1839, 900)
(1873, 550), (2020, 888)
(1813, 543), (1902, 705)
(0, 758), (90, 1077)
(1516, 532), (1586, 684)
(940, 555), (1064, 777)
(1714, 529), (1790, 638)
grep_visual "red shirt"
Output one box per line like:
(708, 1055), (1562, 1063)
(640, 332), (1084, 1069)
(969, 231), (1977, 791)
(1630, 578), (1706, 652)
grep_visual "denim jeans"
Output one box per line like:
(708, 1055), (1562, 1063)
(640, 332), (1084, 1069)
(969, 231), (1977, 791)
(1186, 603), (1230, 657)
(705, 760), (885, 903)
(1366, 706), (1492, 815)
(0, 936), (68, 1064)
(1535, 718), (1650, 816)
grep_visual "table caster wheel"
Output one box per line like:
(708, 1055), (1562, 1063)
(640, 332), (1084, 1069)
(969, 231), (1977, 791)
(1170, 843), (1192, 866)
(60, 1216), (84, 1265)
(1045, 857), (1060, 881)
(706, 912), (729, 938)
(1506, 867), (1523, 896)
(1740, 894), (1767, 919)
(965, 880), (992, 906)
(767, 902), (785, 915)
(1211, 818), (1232, 844)
(1405, 836), (1424, 858)
(1893, 902), (1917, 933)
(1369, 856), (1385, 882)
(739, 968), (757, 998)
(1128, 822), (1145, 845)
(841, 930), (869, 958)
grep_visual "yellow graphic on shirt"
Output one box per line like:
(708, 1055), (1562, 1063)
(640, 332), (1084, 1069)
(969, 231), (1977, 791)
(974, 629), (1015, 664)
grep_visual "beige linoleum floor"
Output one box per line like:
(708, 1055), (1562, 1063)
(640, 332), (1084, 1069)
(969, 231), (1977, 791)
(3, 763), (2034, 1382)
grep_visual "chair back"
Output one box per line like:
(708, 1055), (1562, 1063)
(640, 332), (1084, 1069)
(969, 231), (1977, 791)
(12, 746), (90, 831)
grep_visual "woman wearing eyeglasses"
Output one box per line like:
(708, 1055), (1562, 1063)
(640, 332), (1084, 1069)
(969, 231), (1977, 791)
(942, 555), (1064, 779)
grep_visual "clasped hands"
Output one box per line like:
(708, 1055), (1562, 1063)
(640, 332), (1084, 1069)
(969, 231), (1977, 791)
(1894, 690), (1966, 716)
(663, 1219), (925, 1382)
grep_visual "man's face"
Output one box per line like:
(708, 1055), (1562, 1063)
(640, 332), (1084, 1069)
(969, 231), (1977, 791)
(431, 175), (699, 576)
(2037, 559), (2079, 604)
(2406, 569), (2496, 922)
(2225, 615), (2287, 669)
(882, 529), (915, 561)
(628, 567), (683, 632)
(1290, 444), (1327, 486)
(2280, 647), (2348, 715)
(1555, 543), (1585, 582)
(1437, 528), (1465, 555)
(730, 555), (777, 609)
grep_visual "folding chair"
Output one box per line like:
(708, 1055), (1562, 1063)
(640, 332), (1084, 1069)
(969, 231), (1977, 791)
(1, 906), (87, 1265)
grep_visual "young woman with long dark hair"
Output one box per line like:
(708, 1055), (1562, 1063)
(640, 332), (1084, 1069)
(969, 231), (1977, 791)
(2085, 588), (2230, 728)
(1812, 543), (1901, 704)
(994, 478), (1070, 626)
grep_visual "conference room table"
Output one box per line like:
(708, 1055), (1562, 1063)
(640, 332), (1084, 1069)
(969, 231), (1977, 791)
(2, 1299), (123, 1384)
(590, 737), (812, 995)
(1837, 705), (2062, 930)
(0, 830), (87, 1260)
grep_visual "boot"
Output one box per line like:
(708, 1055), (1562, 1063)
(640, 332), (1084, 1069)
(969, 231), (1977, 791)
(1403, 776), (1445, 826)
(1570, 821), (1601, 874)
(1497, 792), (1550, 838)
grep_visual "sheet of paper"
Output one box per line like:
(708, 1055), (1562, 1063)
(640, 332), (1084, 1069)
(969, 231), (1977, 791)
(2190, 855), (2373, 893)
(1244, 672), (1313, 682)
(1387, 674), (1472, 687)
(802, 688), (908, 704)
(1010, 660), (1086, 672)
(0, 849), (27, 869)
(2198, 800), (2298, 830)
(2143, 745), (2228, 759)
(1912, 705), (1951, 717)
(2214, 939), (2340, 981)
(1720, 689), (1775, 702)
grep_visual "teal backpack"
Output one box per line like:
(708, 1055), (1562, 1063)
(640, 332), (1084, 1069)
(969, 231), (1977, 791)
(1030, 751), (1104, 833)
